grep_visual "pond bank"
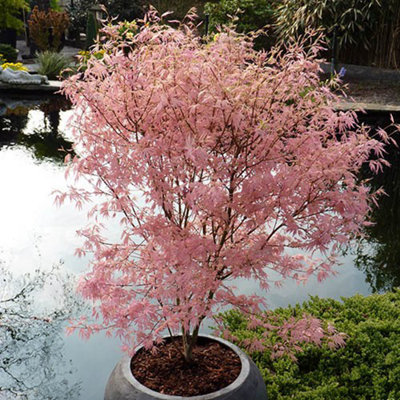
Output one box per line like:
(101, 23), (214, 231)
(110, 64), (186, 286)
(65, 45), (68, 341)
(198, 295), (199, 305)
(336, 101), (400, 112)
(0, 80), (62, 93)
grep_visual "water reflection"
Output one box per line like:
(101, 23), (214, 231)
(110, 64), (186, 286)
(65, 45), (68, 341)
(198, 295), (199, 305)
(0, 97), (123, 399)
(355, 111), (400, 292)
(0, 264), (82, 399)
(0, 95), (73, 163)
(0, 114), (28, 145)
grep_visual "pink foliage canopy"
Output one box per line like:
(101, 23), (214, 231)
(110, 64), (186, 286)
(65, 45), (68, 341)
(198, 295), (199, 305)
(59, 14), (387, 353)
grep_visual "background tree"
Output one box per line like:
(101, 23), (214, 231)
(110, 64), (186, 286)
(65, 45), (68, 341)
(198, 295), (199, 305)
(60, 15), (387, 362)
(0, 0), (29, 47)
(0, 0), (28, 33)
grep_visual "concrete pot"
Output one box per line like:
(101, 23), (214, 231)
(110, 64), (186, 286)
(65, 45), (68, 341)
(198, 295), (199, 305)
(104, 334), (268, 400)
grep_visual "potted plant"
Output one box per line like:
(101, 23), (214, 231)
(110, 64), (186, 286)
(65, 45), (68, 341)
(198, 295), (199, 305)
(59, 10), (387, 399)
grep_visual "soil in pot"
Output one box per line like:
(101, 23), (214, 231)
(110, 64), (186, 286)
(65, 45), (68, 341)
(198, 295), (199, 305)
(130, 336), (242, 396)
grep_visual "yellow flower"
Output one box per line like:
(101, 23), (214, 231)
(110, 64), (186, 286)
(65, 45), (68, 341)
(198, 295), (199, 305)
(1, 62), (28, 72)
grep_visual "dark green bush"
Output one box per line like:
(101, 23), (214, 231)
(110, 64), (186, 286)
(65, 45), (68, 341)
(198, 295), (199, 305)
(221, 290), (400, 400)
(105, 0), (144, 21)
(0, 43), (18, 62)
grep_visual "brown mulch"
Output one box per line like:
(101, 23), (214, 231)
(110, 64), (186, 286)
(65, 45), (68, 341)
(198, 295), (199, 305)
(130, 337), (241, 396)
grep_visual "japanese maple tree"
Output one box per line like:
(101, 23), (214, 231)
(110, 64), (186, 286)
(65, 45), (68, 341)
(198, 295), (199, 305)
(59, 12), (387, 362)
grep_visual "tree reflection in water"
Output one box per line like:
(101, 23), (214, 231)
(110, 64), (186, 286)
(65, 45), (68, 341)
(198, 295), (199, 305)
(0, 95), (82, 398)
(355, 111), (400, 293)
(0, 95), (73, 164)
(0, 264), (82, 399)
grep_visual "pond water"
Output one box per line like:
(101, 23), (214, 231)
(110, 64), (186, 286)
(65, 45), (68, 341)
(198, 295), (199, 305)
(0, 94), (398, 399)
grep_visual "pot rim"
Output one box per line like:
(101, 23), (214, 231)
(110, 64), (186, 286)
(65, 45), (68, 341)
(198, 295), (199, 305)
(120, 333), (250, 399)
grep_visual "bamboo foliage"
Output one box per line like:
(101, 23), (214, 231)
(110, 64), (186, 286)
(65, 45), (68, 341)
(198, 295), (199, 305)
(371, 0), (400, 68)
(275, 0), (382, 49)
(275, 0), (400, 69)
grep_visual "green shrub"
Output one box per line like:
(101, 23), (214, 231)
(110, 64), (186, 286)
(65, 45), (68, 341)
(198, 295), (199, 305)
(0, 44), (18, 62)
(35, 51), (71, 80)
(204, 0), (277, 49)
(221, 290), (400, 400)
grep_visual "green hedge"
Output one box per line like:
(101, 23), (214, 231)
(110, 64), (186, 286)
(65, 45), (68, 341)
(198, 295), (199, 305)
(221, 290), (400, 400)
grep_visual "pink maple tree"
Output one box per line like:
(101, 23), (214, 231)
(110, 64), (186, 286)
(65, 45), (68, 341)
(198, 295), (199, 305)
(59, 12), (388, 362)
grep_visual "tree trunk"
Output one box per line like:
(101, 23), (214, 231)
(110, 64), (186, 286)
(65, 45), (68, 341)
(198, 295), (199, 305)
(182, 325), (200, 364)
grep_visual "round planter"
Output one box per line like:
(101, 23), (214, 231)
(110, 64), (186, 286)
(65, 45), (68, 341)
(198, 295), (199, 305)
(104, 334), (268, 400)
